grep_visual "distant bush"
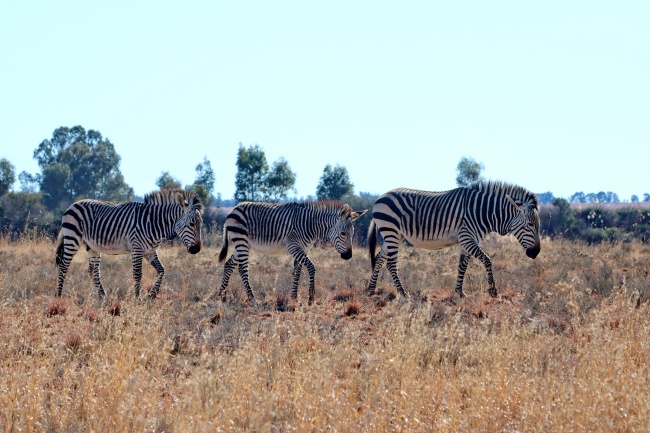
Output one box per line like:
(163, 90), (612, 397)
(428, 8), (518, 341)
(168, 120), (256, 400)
(542, 201), (650, 243)
(340, 192), (377, 246)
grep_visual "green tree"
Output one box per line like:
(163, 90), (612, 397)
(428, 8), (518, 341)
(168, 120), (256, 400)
(0, 158), (16, 197)
(455, 156), (484, 187)
(316, 164), (354, 200)
(234, 144), (268, 202)
(156, 171), (182, 190)
(34, 126), (134, 210)
(41, 163), (71, 210)
(18, 171), (40, 192)
(189, 156), (216, 204)
(263, 158), (296, 202)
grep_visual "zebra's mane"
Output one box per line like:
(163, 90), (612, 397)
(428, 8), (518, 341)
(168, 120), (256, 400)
(144, 188), (204, 211)
(469, 180), (539, 209)
(301, 200), (345, 211)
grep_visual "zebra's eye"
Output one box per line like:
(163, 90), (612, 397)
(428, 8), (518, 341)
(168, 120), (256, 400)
(341, 231), (347, 238)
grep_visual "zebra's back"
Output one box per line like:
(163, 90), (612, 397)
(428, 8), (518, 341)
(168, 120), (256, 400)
(373, 187), (466, 249)
(63, 200), (138, 254)
(225, 202), (298, 250)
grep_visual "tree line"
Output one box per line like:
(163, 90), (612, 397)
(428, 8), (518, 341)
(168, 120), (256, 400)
(0, 128), (648, 244)
(0, 126), (361, 240)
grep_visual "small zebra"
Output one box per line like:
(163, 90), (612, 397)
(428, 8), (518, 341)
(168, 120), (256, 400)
(367, 181), (540, 298)
(55, 189), (204, 299)
(218, 201), (367, 305)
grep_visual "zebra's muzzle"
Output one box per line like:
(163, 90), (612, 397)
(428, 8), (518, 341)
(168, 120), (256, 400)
(188, 243), (201, 254)
(340, 250), (352, 260)
(526, 245), (540, 259)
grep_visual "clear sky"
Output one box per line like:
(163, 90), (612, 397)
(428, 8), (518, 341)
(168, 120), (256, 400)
(1, 1), (649, 201)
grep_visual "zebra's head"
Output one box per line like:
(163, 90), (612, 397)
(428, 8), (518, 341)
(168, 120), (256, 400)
(505, 194), (541, 259)
(328, 204), (368, 260)
(173, 192), (204, 255)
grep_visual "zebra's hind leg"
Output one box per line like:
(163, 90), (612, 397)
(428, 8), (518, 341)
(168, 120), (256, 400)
(147, 251), (165, 299)
(290, 259), (302, 299)
(454, 253), (469, 298)
(367, 250), (387, 294)
(237, 260), (259, 306)
(56, 239), (80, 297)
(386, 258), (408, 298)
(88, 251), (106, 298)
(219, 255), (237, 302)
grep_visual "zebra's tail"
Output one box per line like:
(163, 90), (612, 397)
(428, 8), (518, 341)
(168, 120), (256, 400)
(55, 230), (64, 267)
(218, 227), (229, 263)
(368, 219), (378, 270)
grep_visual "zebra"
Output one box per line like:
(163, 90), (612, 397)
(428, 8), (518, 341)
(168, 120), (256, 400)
(218, 201), (367, 306)
(55, 188), (204, 299)
(367, 181), (540, 299)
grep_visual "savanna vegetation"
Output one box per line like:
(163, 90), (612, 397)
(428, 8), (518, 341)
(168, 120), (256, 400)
(1, 233), (649, 432)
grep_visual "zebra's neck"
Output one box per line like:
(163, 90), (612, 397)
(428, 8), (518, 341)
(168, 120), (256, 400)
(142, 203), (183, 241)
(464, 187), (515, 236)
(300, 204), (340, 242)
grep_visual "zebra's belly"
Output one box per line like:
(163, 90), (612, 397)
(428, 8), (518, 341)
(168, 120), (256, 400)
(406, 236), (458, 251)
(249, 240), (287, 254)
(84, 239), (131, 255)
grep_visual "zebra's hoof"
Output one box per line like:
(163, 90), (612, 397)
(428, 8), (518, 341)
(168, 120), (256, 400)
(488, 289), (497, 298)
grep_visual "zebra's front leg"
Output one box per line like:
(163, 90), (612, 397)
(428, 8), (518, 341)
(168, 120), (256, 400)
(88, 251), (106, 298)
(454, 253), (470, 298)
(476, 250), (497, 297)
(147, 251), (165, 299)
(290, 259), (302, 299)
(290, 247), (316, 305)
(219, 255), (237, 302)
(460, 241), (497, 297)
(132, 252), (144, 298)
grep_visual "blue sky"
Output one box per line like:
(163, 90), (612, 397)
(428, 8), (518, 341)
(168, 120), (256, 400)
(1, 1), (649, 201)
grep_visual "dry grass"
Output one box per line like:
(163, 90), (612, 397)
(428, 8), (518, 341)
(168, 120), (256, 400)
(1, 234), (649, 432)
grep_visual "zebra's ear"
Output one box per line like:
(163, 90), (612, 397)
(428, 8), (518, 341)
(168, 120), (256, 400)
(338, 204), (351, 219)
(191, 197), (205, 213)
(505, 194), (523, 211)
(351, 209), (368, 221)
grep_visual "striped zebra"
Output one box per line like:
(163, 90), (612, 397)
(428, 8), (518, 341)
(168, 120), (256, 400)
(367, 181), (540, 299)
(55, 189), (204, 299)
(218, 201), (367, 305)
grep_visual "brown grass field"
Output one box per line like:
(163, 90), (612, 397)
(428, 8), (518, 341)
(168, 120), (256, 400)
(1, 234), (649, 432)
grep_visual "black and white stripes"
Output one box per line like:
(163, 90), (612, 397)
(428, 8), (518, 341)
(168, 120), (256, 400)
(367, 181), (540, 298)
(55, 189), (203, 298)
(218, 201), (366, 305)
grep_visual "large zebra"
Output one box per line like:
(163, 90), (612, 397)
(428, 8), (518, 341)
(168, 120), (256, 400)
(55, 189), (204, 299)
(367, 181), (540, 299)
(218, 201), (367, 305)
